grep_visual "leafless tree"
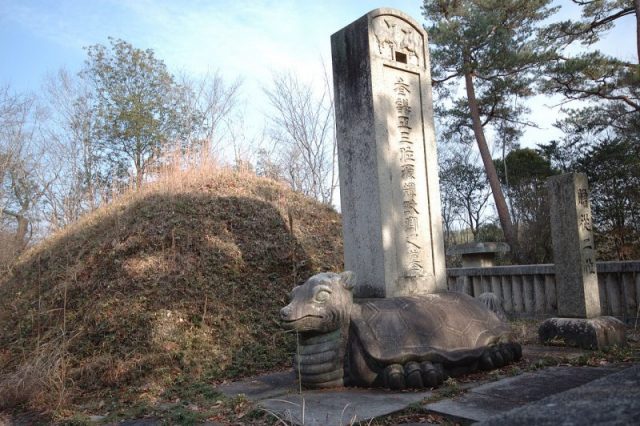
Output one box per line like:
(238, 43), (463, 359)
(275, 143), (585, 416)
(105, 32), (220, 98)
(439, 148), (492, 242)
(224, 113), (267, 174)
(177, 70), (243, 160)
(0, 86), (49, 264)
(41, 69), (101, 229)
(263, 70), (337, 205)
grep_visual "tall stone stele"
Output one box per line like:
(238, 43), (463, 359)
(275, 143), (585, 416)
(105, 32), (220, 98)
(539, 173), (625, 349)
(331, 8), (446, 298)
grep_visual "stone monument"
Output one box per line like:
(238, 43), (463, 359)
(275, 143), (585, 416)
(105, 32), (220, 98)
(331, 8), (446, 298)
(539, 173), (625, 349)
(278, 8), (522, 392)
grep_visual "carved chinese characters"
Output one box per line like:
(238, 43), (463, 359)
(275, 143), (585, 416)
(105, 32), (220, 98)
(392, 76), (427, 278)
(548, 173), (601, 318)
(577, 188), (597, 276)
(331, 8), (446, 298)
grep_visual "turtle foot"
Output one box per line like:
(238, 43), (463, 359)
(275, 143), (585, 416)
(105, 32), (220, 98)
(510, 342), (523, 360)
(480, 342), (523, 371)
(383, 364), (405, 389)
(420, 361), (445, 387)
(382, 361), (445, 389)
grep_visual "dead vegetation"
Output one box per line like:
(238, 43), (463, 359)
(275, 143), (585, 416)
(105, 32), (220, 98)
(0, 166), (343, 419)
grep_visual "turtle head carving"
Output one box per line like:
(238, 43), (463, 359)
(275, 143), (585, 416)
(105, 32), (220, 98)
(280, 271), (355, 334)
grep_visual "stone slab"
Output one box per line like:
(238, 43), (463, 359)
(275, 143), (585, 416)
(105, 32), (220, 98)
(447, 242), (510, 256)
(217, 370), (297, 401)
(473, 366), (620, 402)
(424, 366), (622, 423)
(479, 364), (640, 425)
(259, 388), (433, 426)
(539, 316), (626, 349)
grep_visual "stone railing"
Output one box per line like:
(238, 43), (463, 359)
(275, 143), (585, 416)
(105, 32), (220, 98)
(446, 261), (640, 322)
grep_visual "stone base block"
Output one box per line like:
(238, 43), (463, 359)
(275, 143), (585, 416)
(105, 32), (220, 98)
(538, 316), (626, 350)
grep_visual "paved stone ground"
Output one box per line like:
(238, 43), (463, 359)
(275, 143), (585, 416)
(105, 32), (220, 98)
(259, 388), (436, 426)
(2, 348), (635, 424)
(218, 370), (297, 401)
(479, 364), (640, 425)
(216, 344), (632, 425)
(424, 366), (623, 424)
(218, 371), (438, 425)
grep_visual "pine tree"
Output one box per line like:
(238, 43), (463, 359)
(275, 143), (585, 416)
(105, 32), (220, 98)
(422, 0), (557, 257)
(543, 1), (639, 142)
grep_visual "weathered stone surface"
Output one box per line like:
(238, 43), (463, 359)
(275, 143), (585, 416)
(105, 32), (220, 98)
(280, 272), (521, 390)
(548, 173), (601, 318)
(447, 242), (509, 268)
(478, 292), (507, 321)
(479, 365), (640, 425)
(217, 370), (297, 401)
(538, 316), (626, 349)
(426, 366), (622, 423)
(259, 388), (434, 426)
(331, 8), (446, 298)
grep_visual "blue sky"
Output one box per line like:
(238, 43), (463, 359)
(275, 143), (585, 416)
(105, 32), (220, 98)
(0, 0), (636, 152)
(0, 1), (422, 92)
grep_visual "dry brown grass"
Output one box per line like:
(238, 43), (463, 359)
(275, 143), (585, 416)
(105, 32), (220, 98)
(0, 158), (343, 417)
(0, 341), (67, 411)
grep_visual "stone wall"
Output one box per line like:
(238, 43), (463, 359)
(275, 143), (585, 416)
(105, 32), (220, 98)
(447, 261), (640, 323)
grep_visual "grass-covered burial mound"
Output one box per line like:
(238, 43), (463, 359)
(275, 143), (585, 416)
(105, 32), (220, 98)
(0, 170), (343, 417)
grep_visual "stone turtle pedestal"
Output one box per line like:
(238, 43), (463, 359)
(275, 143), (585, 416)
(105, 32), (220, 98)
(538, 317), (626, 350)
(280, 272), (522, 390)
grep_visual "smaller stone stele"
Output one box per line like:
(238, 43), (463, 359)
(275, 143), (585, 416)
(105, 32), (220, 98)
(538, 317), (626, 350)
(280, 272), (522, 390)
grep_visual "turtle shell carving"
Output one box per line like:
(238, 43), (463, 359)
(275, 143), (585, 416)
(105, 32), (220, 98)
(353, 293), (512, 365)
(280, 272), (521, 390)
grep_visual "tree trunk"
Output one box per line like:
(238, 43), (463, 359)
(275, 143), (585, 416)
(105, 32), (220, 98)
(2, 208), (30, 254)
(135, 148), (143, 190)
(136, 171), (143, 189)
(15, 215), (29, 252)
(463, 70), (517, 251)
(635, 0), (640, 64)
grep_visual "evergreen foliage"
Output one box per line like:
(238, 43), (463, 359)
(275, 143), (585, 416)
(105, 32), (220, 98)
(82, 38), (198, 189)
(495, 148), (558, 263)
